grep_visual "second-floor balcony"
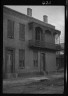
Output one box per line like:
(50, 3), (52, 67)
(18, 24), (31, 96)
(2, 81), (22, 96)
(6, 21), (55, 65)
(29, 40), (61, 51)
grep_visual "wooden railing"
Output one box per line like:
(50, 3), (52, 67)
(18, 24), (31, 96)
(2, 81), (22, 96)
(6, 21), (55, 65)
(29, 40), (62, 50)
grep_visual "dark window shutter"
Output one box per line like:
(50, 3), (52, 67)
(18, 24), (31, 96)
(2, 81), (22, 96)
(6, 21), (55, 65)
(8, 20), (14, 38)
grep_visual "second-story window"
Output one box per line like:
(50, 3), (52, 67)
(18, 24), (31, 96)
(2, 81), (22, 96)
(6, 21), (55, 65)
(19, 23), (25, 40)
(35, 27), (43, 41)
(36, 30), (40, 40)
(7, 19), (14, 39)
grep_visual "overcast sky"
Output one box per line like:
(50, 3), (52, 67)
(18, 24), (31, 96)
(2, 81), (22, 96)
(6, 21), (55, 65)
(5, 5), (65, 43)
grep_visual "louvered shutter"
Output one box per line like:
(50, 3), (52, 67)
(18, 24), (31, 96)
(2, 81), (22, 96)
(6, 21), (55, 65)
(8, 20), (14, 38)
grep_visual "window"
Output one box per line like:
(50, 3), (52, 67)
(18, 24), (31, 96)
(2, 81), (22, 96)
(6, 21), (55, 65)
(19, 23), (25, 40)
(7, 19), (14, 38)
(35, 27), (43, 41)
(33, 51), (38, 67)
(19, 49), (25, 68)
(36, 30), (40, 40)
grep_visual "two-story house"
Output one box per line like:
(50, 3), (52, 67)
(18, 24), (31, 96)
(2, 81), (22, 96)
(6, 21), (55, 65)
(3, 6), (61, 79)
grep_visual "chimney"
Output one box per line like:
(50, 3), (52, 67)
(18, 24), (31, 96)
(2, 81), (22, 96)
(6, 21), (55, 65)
(43, 15), (48, 23)
(27, 8), (32, 17)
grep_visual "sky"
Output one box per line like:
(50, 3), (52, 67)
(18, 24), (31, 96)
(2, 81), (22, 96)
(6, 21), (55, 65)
(5, 5), (65, 43)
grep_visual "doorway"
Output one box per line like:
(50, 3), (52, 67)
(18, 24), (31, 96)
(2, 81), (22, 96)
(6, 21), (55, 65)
(5, 48), (15, 73)
(40, 53), (46, 72)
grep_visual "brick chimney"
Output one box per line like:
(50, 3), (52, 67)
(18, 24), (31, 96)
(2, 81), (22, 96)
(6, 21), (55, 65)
(27, 8), (32, 17)
(43, 15), (48, 23)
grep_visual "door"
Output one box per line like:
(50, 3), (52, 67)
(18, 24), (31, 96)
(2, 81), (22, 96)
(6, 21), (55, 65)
(5, 48), (14, 73)
(40, 53), (45, 71)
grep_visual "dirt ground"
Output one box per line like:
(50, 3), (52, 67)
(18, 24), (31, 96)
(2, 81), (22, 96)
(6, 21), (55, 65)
(3, 77), (64, 94)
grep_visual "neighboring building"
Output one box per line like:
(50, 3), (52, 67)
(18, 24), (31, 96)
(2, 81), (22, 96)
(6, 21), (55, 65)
(3, 6), (61, 79)
(56, 43), (64, 69)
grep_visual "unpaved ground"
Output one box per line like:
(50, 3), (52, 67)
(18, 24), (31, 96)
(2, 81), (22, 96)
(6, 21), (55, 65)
(3, 77), (64, 94)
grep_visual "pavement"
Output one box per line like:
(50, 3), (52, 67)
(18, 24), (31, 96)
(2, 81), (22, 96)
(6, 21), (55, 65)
(3, 72), (64, 87)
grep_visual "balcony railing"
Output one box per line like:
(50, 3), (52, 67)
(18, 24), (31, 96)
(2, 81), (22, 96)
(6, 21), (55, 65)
(29, 40), (61, 51)
(29, 40), (57, 50)
(55, 44), (63, 51)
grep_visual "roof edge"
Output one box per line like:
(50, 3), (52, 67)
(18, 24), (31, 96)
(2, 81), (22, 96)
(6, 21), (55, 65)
(3, 6), (55, 29)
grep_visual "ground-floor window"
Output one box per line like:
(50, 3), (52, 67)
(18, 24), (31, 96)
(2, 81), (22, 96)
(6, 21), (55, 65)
(19, 49), (25, 68)
(33, 50), (38, 67)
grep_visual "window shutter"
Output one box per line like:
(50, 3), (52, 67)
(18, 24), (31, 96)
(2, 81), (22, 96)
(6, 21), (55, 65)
(8, 20), (14, 38)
